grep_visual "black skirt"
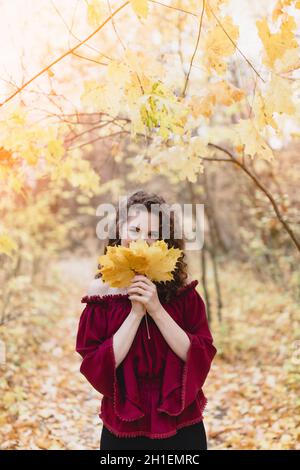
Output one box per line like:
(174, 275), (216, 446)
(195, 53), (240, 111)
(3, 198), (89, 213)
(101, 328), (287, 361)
(100, 420), (207, 450)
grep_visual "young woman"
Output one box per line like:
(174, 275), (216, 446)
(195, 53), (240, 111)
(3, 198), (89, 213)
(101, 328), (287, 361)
(75, 190), (217, 450)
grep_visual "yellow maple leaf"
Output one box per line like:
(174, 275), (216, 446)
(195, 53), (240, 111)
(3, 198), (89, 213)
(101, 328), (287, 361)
(46, 139), (65, 164)
(130, 0), (148, 19)
(205, 0), (229, 19)
(256, 15), (298, 69)
(253, 90), (278, 131)
(265, 73), (296, 116)
(208, 80), (245, 106)
(187, 94), (215, 118)
(233, 119), (274, 161)
(203, 16), (239, 75)
(22, 143), (39, 166)
(86, 0), (107, 28)
(274, 47), (300, 74)
(187, 81), (244, 119)
(253, 74), (295, 131)
(143, 240), (183, 282)
(98, 245), (137, 288)
(98, 239), (182, 288)
(271, 0), (299, 22)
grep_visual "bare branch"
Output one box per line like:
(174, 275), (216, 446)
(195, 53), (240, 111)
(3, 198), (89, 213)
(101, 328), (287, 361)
(0, 1), (130, 107)
(182, 0), (206, 97)
(206, 143), (300, 253)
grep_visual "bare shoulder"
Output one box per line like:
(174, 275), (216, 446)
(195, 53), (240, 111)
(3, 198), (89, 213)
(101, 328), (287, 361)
(184, 274), (193, 285)
(87, 277), (129, 297)
(87, 278), (106, 296)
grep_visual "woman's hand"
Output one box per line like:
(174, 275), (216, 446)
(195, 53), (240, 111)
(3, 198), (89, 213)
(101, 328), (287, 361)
(129, 296), (146, 318)
(127, 274), (162, 319)
(128, 276), (146, 318)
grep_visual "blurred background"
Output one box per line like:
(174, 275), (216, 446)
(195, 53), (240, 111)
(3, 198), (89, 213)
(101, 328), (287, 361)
(0, 0), (299, 449)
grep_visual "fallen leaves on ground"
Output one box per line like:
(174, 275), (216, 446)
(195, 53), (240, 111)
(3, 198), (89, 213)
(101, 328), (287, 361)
(0, 257), (299, 449)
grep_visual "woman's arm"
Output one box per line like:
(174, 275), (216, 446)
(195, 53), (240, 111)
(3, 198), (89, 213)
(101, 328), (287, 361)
(87, 278), (145, 368)
(113, 308), (144, 368)
(152, 306), (190, 362)
(127, 274), (190, 362)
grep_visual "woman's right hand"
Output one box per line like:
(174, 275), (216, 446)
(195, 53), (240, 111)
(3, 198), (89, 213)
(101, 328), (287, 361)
(128, 288), (146, 318)
(127, 282), (146, 318)
(128, 298), (146, 318)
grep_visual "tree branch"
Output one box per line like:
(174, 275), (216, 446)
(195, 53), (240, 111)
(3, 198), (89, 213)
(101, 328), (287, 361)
(0, 1), (130, 107)
(205, 144), (300, 253)
(182, 0), (206, 97)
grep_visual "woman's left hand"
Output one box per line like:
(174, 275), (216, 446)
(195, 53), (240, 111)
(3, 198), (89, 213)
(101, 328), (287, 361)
(127, 274), (162, 319)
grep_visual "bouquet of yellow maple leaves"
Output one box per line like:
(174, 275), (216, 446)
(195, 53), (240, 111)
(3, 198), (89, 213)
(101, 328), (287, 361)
(97, 239), (182, 288)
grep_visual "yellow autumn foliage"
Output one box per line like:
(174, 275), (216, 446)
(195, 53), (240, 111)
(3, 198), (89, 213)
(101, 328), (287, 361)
(97, 239), (182, 288)
(203, 16), (239, 75)
(0, 234), (17, 257)
(256, 14), (299, 70)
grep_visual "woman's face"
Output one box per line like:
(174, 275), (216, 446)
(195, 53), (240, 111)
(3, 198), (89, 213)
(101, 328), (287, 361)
(120, 209), (160, 248)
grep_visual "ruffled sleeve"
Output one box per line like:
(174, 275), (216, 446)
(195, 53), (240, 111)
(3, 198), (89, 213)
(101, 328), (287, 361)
(75, 297), (145, 422)
(157, 280), (217, 416)
(75, 299), (115, 398)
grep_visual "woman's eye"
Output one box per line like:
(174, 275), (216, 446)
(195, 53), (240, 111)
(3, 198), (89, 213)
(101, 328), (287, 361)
(128, 227), (139, 237)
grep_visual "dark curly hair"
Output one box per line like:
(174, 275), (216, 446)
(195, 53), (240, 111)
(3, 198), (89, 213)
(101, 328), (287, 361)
(95, 190), (189, 303)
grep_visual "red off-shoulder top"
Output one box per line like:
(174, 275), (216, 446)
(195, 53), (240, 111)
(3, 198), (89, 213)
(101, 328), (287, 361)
(75, 279), (217, 439)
